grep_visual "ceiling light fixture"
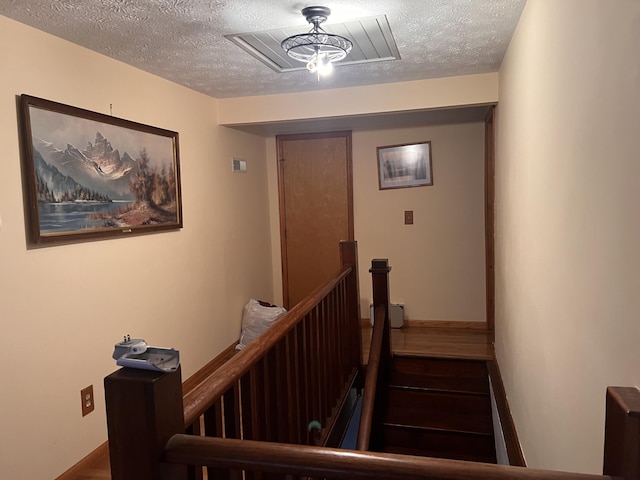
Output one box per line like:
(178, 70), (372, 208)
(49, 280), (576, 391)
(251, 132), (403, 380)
(281, 6), (353, 80)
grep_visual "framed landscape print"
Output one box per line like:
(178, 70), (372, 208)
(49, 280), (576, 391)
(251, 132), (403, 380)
(20, 94), (182, 245)
(377, 141), (433, 190)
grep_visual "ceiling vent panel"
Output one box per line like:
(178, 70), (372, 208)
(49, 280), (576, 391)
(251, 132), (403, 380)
(226, 15), (400, 73)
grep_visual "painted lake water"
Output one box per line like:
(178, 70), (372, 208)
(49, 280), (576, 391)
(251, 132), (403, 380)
(38, 201), (133, 233)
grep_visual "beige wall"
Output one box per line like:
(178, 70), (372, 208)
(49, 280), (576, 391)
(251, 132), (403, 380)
(218, 73), (498, 125)
(495, 0), (640, 474)
(0, 16), (273, 479)
(353, 124), (486, 322)
(266, 123), (487, 323)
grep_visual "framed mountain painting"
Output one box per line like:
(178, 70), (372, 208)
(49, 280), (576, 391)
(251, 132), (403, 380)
(19, 94), (182, 245)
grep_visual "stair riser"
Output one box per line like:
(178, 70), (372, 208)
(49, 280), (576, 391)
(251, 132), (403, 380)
(381, 355), (497, 463)
(390, 373), (489, 394)
(387, 388), (491, 416)
(393, 356), (488, 378)
(382, 425), (496, 463)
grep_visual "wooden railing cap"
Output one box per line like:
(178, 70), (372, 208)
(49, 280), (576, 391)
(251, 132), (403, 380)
(370, 258), (391, 271)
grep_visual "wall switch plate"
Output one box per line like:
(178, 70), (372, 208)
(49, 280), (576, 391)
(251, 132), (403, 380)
(404, 210), (414, 225)
(81, 385), (94, 417)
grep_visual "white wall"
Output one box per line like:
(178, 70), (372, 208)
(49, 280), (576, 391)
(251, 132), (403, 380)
(495, 0), (640, 473)
(0, 16), (274, 479)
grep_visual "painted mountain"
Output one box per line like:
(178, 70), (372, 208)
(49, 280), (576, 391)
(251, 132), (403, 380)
(33, 132), (138, 201)
(33, 148), (111, 203)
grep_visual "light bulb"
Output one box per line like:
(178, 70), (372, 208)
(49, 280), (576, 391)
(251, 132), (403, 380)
(316, 54), (333, 76)
(306, 56), (318, 73)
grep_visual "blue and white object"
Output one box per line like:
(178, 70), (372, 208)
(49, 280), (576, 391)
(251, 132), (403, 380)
(112, 335), (180, 372)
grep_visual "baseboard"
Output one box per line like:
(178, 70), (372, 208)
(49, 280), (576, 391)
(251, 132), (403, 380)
(55, 441), (109, 480)
(55, 341), (238, 480)
(361, 318), (488, 330)
(405, 319), (488, 329)
(487, 357), (526, 467)
(182, 341), (239, 393)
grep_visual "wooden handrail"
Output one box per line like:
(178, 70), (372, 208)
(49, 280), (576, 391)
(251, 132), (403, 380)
(356, 304), (386, 450)
(162, 435), (611, 480)
(106, 243), (639, 480)
(182, 264), (352, 427)
(356, 258), (393, 451)
(105, 241), (363, 480)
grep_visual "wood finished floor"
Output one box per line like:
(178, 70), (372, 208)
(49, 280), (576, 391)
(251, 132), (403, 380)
(362, 323), (494, 363)
(59, 324), (493, 480)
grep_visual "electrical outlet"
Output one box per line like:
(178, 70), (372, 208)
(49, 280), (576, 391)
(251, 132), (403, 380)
(404, 210), (414, 225)
(81, 385), (94, 417)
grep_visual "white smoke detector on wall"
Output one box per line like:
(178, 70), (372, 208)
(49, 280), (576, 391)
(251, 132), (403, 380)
(232, 158), (247, 173)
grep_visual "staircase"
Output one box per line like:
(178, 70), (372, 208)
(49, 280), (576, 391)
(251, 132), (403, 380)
(377, 355), (497, 463)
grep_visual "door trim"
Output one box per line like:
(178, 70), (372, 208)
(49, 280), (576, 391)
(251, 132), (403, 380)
(276, 131), (354, 308)
(484, 106), (496, 339)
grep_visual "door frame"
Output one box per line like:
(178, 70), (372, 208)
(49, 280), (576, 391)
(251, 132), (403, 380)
(276, 131), (354, 308)
(484, 106), (496, 339)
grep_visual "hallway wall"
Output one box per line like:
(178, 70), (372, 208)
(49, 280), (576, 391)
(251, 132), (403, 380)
(352, 123), (486, 323)
(495, 0), (640, 473)
(0, 16), (273, 479)
(266, 122), (487, 324)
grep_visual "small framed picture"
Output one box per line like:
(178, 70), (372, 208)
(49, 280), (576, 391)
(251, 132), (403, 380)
(377, 141), (433, 190)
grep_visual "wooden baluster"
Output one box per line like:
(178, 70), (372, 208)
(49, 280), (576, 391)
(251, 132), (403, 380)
(339, 280), (350, 383)
(284, 332), (299, 443)
(205, 400), (229, 480)
(311, 305), (324, 439)
(340, 240), (362, 372)
(240, 373), (258, 480)
(332, 288), (342, 392)
(295, 322), (309, 444)
(263, 349), (278, 442)
(319, 298), (330, 425)
(249, 363), (267, 441)
(274, 340), (289, 442)
(325, 292), (336, 411)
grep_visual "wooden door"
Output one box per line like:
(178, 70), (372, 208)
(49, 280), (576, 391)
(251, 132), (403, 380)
(277, 131), (354, 308)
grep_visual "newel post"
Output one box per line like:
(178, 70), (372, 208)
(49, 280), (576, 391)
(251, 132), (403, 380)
(104, 367), (187, 480)
(603, 386), (640, 479)
(370, 258), (392, 370)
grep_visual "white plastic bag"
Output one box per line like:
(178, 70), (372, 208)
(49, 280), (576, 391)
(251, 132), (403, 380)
(236, 299), (287, 350)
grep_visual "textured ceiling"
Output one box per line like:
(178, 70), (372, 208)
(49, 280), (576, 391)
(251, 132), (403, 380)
(0, 1), (526, 99)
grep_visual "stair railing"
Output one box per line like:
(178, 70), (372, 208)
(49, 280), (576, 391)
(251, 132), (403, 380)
(162, 435), (613, 480)
(105, 241), (362, 480)
(356, 258), (393, 451)
(104, 243), (640, 480)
